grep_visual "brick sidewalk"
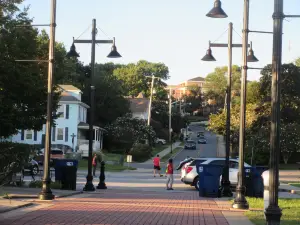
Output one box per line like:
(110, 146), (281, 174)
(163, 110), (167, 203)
(1, 190), (233, 225)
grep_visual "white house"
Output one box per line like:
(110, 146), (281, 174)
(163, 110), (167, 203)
(128, 93), (150, 120)
(11, 85), (104, 154)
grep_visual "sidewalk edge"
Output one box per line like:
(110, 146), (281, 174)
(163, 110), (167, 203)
(0, 202), (34, 214)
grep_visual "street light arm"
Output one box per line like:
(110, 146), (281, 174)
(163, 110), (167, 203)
(284, 15), (300, 18)
(210, 43), (250, 48)
(74, 40), (113, 44)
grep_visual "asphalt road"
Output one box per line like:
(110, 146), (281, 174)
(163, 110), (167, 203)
(173, 124), (217, 167)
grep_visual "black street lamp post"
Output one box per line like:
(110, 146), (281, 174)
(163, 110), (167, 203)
(202, 22), (258, 197)
(206, 0), (268, 209)
(67, 18), (121, 192)
(265, 1), (300, 224)
(206, 0), (300, 219)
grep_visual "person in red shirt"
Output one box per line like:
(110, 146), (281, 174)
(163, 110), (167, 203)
(165, 158), (174, 190)
(153, 154), (163, 177)
(92, 154), (97, 176)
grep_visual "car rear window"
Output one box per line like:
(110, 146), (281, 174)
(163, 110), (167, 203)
(189, 160), (206, 166)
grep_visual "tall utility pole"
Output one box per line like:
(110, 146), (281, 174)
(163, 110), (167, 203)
(147, 75), (155, 126)
(169, 88), (172, 153)
(233, 0), (250, 209)
(265, 0), (283, 224)
(38, 0), (56, 201)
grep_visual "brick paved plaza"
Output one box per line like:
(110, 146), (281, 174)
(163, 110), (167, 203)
(0, 190), (236, 225)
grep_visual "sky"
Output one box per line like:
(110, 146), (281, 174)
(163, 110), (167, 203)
(21, 0), (300, 85)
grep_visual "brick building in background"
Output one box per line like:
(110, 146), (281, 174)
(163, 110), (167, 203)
(167, 76), (206, 99)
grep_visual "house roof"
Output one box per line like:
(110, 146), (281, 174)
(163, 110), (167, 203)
(60, 95), (79, 102)
(188, 77), (205, 82)
(58, 85), (82, 92)
(129, 98), (149, 113)
(60, 94), (90, 109)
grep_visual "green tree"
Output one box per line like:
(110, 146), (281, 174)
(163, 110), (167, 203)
(93, 63), (130, 126)
(203, 65), (241, 106)
(105, 114), (156, 149)
(295, 58), (300, 67)
(0, 3), (60, 137)
(259, 64), (300, 123)
(247, 81), (261, 104)
(248, 63), (300, 164)
(113, 60), (169, 98)
(183, 85), (204, 114)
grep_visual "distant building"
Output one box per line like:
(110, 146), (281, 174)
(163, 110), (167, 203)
(167, 76), (205, 99)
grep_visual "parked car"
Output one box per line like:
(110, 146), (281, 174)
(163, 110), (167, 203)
(197, 138), (207, 144)
(184, 140), (196, 150)
(179, 157), (251, 190)
(35, 148), (64, 166)
(155, 138), (167, 145)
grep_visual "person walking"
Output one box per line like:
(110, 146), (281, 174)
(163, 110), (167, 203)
(92, 153), (97, 176)
(153, 154), (163, 177)
(165, 158), (174, 190)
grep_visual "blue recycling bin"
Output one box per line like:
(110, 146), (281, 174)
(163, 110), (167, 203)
(196, 164), (223, 198)
(251, 166), (268, 198)
(54, 159), (78, 190)
(244, 167), (254, 196)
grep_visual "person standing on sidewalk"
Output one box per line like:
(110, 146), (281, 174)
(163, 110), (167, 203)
(92, 153), (97, 176)
(153, 154), (163, 177)
(165, 158), (174, 190)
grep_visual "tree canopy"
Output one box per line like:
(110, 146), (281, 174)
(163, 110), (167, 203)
(113, 60), (169, 98)
(0, 3), (61, 137)
(207, 63), (300, 164)
(203, 65), (241, 106)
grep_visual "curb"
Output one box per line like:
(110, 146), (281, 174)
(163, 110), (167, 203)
(55, 190), (84, 198)
(0, 202), (34, 214)
(3, 190), (83, 200)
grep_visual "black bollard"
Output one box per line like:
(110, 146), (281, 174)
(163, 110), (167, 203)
(97, 161), (107, 189)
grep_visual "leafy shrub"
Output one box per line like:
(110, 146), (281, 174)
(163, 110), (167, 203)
(0, 142), (32, 185)
(129, 144), (152, 162)
(29, 180), (61, 189)
(65, 152), (82, 160)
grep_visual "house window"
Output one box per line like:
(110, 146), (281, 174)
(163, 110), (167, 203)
(25, 130), (33, 140)
(57, 105), (64, 118)
(57, 128), (64, 141)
